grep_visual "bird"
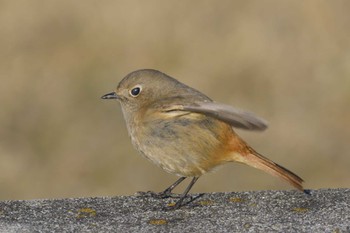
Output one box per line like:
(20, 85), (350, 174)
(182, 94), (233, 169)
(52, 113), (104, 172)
(101, 69), (304, 209)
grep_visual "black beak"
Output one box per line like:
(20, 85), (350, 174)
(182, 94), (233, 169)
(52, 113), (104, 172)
(101, 92), (119, 100)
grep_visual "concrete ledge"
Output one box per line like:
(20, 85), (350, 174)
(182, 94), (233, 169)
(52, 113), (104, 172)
(0, 189), (349, 232)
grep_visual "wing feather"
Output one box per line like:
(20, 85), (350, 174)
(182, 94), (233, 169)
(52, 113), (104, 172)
(181, 101), (268, 131)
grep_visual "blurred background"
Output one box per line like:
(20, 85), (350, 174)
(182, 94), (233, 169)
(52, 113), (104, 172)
(1, 1), (349, 200)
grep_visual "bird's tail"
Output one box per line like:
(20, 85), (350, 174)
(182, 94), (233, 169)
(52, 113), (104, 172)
(231, 149), (304, 191)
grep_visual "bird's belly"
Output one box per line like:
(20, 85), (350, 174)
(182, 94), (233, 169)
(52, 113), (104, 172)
(130, 116), (232, 177)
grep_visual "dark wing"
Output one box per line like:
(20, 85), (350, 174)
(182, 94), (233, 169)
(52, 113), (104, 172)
(182, 101), (268, 131)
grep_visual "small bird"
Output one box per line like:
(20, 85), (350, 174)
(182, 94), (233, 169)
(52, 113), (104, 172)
(102, 69), (304, 209)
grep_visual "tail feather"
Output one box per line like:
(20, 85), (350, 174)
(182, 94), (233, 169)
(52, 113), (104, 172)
(238, 151), (304, 191)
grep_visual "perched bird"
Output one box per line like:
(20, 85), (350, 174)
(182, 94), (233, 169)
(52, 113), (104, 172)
(102, 69), (304, 209)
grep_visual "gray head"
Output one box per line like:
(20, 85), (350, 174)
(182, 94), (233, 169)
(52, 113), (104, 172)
(101, 69), (210, 110)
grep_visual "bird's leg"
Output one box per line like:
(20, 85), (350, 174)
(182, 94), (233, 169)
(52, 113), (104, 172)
(166, 177), (199, 210)
(157, 177), (187, 198)
(137, 177), (186, 199)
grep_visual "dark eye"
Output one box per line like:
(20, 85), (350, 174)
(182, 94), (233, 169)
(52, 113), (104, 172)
(130, 86), (141, 97)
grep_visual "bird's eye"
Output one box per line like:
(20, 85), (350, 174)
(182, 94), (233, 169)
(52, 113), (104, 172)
(130, 86), (142, 97)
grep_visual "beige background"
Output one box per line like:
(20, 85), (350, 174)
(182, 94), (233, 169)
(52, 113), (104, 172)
(1, 1), (349, 200)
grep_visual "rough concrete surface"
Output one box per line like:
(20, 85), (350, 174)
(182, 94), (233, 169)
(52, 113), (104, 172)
(0, 189), (349, 232)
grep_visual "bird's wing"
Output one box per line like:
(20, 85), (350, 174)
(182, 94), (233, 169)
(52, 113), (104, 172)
(179, 101), (268, 131)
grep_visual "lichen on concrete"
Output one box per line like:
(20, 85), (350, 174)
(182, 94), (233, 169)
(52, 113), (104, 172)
(0, 189), (349, 232)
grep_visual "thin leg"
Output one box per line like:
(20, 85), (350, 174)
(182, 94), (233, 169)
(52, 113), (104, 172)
(172, 177), (199, 210)
(137, 177), (187, 199)
(158, 177), (187, 197)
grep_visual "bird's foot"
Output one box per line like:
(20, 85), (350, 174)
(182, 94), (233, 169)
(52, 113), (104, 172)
(136, 190), (181, 199)
(162, 193), (205, 211)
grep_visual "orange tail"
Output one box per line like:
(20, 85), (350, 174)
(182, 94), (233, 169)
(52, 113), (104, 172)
(235, 150), (304, 191)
